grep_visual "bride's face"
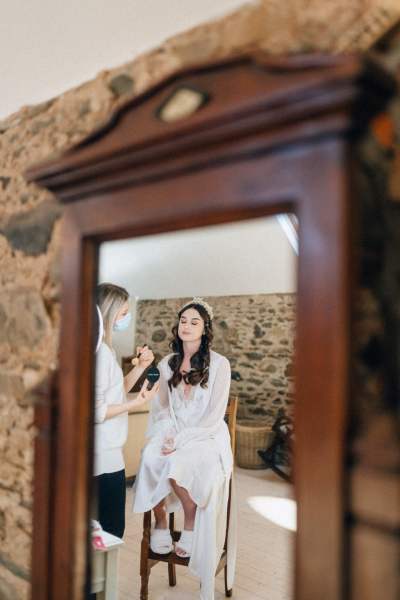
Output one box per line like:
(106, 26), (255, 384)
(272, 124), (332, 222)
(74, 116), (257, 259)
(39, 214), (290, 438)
(178, 308), (205, 343)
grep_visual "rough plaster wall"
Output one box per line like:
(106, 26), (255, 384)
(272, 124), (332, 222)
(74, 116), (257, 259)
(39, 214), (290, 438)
(135, 294), (295, 422)
(0, 1), (399, 597)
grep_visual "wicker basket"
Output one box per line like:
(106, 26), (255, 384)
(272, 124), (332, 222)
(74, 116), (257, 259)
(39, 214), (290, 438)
(235, 421), (275, 469)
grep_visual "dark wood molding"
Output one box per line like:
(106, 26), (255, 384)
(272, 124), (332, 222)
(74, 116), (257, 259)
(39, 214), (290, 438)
(26, 52), (395, 600)
(31, 372), (57, 599)
(26, 53), (394, 202)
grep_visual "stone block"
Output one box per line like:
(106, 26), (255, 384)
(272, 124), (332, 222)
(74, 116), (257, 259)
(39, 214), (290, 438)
(2, 201), (62, 256)
(0, 562), (29, 600)
(0, 289), (52, 351)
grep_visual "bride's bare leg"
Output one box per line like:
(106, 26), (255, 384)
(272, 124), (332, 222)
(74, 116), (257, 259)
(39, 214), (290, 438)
(153, 499), (168, 529)
(169, 478), (197, 556)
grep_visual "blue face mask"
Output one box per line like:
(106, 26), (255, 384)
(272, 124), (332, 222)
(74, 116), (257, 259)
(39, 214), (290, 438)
(113, 312), (132, 332)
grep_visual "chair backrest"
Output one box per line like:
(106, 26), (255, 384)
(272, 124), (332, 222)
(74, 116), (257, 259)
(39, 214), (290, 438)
(225, 396), (238, 455)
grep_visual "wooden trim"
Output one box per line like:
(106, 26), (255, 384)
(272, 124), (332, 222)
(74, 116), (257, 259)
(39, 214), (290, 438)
(25, 53), (394, 202)
(31, 373), (57, 599)
(294, 140), (352, 600)
(49, 213), (99, 600)
(27, 53), (394, 600)
(54, 141), (349, 600)
(226, 395), (238, 457)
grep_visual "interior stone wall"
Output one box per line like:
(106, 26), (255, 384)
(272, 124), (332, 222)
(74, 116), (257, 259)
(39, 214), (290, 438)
(135, 294), (295, 422)
(0, 1), (399, 597)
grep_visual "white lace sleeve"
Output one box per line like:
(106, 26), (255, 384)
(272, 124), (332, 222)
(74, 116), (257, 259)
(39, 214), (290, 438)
(174, 356), (231, 449)
(145, 360), (176, 440)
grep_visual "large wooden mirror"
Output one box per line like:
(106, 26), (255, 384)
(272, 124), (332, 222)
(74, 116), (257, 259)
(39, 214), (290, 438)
(96, 214), (297, 600)
(26, 52), (394, 600)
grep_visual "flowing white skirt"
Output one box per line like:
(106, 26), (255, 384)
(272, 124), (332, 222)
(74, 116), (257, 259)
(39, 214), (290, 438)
(133, 436), (236, 600)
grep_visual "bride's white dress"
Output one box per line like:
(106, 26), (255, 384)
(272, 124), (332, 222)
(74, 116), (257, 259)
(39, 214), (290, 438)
(133, 350), (237, 600)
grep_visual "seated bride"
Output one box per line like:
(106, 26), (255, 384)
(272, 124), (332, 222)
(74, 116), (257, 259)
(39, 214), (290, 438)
(133, 297), (236, 600)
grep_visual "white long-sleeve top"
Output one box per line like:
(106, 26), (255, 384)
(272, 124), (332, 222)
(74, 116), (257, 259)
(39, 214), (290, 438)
(94, 342), (128, 476)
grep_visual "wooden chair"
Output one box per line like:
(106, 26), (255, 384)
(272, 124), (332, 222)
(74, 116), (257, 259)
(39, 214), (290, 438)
(139, 395), (238, 600)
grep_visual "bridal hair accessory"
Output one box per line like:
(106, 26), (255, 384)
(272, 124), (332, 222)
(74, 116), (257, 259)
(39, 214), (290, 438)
(180, 297), (214, 320)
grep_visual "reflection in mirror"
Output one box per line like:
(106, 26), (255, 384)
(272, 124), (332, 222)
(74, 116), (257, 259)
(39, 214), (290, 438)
(91, 215), (297, 600)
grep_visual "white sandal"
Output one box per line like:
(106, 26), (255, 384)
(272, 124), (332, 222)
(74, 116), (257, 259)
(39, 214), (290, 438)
(150, 528), (173, 554)
(175, 530), (193, 558)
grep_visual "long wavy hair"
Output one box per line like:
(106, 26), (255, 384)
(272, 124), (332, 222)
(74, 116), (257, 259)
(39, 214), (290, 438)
(168, 303), (213, 390)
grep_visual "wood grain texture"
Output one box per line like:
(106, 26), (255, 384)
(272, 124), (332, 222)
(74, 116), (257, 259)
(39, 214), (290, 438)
(26, 53), (394, 202)
(30, 373), (57, 600)
(26, 53), (395, 600)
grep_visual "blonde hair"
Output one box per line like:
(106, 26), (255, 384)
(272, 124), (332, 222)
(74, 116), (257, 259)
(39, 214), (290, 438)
(97, 283), (129, 348)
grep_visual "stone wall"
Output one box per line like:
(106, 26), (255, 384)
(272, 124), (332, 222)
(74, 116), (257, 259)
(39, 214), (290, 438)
(0, 223), (60, 598)
(0, 1), (399, 597)
(135, 294), (295, 422)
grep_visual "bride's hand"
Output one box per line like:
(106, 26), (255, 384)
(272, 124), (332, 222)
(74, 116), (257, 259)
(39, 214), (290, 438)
(161, 436), (176, 455)
(127, 380), (160, 410)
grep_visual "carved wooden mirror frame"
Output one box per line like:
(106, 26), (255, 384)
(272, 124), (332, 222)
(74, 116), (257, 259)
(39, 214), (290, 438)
(26, 52), (394, 600)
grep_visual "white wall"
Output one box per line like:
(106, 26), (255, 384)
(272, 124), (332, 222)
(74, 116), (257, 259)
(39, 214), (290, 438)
(99, 216), (297, 298)
(99, 216), (297, 358)
(1, 0), (249, 119)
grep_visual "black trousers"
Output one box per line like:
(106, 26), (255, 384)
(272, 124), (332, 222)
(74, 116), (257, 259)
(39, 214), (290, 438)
(95, 469), (126, 539)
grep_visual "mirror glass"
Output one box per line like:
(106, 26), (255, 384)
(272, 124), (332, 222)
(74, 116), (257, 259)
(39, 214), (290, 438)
(91, 214), (297, 600)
